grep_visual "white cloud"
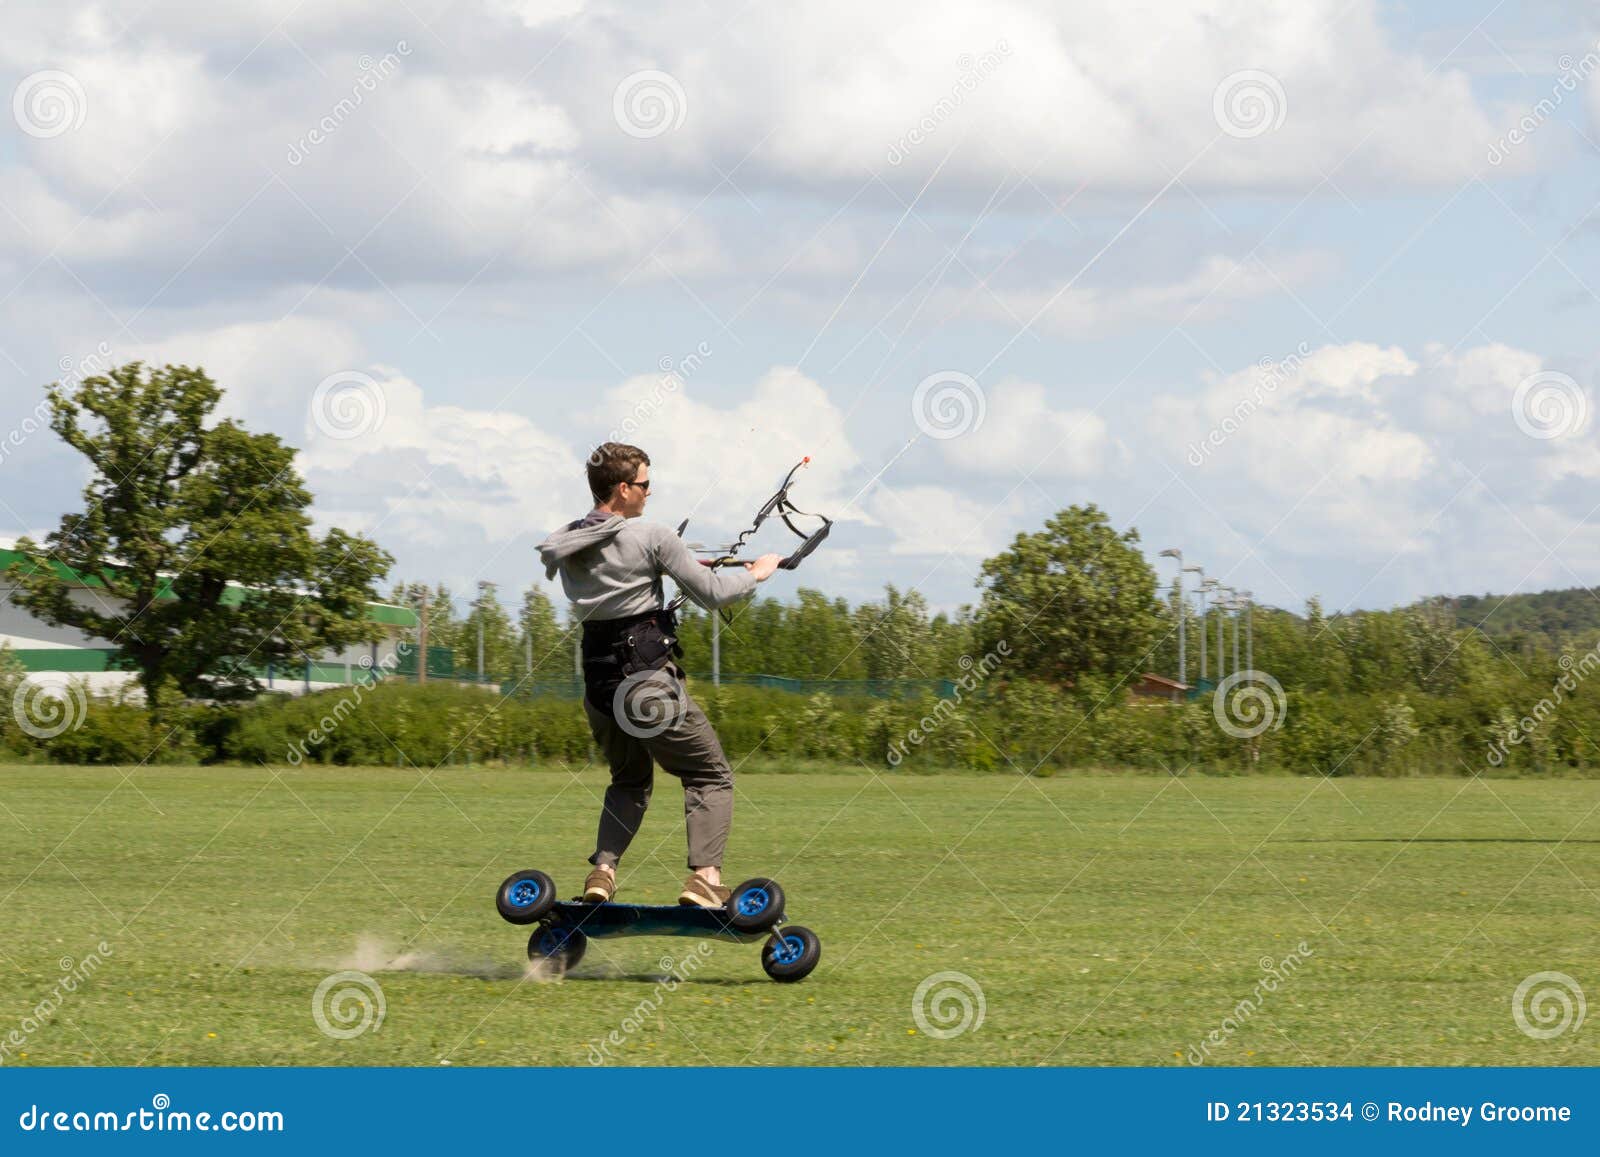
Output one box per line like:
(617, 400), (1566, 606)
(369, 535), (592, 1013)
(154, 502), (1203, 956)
(564, 0), (1506, 196)
(939, 380), (1111, 478)
(296, 366), (582, 547)
(863, 483), (1022, 558)
(1145, 340), (1600, 565)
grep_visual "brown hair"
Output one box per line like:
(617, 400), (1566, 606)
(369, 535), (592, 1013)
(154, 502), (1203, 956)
(587, 442), (650, 504)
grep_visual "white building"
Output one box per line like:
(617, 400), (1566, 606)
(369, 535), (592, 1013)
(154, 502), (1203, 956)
(0, 545), (420, 695)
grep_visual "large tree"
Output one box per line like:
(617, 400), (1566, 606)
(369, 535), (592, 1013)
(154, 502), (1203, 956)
(974, 504), (1163, 687)
(7, 362), (393, 711)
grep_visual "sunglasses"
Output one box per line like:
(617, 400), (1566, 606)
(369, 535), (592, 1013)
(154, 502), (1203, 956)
(625, 477), (651, 491)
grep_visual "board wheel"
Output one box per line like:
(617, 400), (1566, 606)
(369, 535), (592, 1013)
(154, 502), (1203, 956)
(760, 925), (820, 983)
(496, 869), (556, 924)
(727, 877), (785, 932)
(527, 923), (587, 971)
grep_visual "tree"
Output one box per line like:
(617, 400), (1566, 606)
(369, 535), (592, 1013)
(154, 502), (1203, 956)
(7, 362), (392, 712)
(463, 582), (517, 679)
(974, 504), (1162, 687)
(517, 585), (569, 677)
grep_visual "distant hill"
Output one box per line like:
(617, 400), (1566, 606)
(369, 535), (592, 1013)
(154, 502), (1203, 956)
(1424, 588), (1600, 651)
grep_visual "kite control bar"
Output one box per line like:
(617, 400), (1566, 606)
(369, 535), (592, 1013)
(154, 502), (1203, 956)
(666, 457), (833, 612)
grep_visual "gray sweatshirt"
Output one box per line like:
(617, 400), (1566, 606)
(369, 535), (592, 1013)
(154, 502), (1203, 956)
(537, 510), (758, 622)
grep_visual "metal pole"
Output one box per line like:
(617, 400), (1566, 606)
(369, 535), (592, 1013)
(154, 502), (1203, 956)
(1232, 596), (1240, 674)
(1209, 582), (1222, 684)
(417, 586), (429, 684)
(712, 610), (721, 687)
(1158, 549), (1183, 686)
(1184, 565), (1204, 686)
(476, 580), (490, 683)
(1244, 592), (1254, 672)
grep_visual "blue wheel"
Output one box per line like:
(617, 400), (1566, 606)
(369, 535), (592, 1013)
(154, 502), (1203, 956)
(528, 923), (587, 971)
(761, 925), (820, 983)
(496, 869), (556, 924)
(728, 877), (785, 931)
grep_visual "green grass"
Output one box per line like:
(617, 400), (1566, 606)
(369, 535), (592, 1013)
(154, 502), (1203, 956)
(1, 763), (1596, 1066)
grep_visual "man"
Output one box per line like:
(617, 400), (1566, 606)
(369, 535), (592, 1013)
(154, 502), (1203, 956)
(537, 442), (782, 908)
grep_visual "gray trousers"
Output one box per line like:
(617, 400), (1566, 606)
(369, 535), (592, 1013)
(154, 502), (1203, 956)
(583, 665), (734, 870)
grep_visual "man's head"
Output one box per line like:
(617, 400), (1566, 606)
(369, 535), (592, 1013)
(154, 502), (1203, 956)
(587, 442), (651, 517)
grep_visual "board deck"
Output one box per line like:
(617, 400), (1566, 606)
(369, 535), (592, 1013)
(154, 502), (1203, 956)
(545, 898), (777, 943)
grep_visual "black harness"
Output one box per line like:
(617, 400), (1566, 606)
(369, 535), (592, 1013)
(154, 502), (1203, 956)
(580, 607), (682, 708)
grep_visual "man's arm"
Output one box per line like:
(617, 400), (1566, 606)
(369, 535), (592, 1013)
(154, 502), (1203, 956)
(648, 524), (761, 609)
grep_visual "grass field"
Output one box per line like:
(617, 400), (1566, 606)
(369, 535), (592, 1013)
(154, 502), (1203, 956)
(1, 763), (1596, 1066)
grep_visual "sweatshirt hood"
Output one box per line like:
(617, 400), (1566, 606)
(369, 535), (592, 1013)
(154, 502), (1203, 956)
(537, 510), (626, 579)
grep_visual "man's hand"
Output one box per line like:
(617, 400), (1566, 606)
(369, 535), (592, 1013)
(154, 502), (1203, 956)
(744, 553), (784, 582)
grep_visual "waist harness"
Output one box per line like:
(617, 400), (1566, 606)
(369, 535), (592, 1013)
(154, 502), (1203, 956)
(580, 608), (682, 708)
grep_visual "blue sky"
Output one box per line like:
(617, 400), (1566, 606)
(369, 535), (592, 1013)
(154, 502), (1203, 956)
(2, 0), (1600, 620)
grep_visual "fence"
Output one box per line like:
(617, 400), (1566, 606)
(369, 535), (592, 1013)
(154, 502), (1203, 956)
(5, 647), (958, 700)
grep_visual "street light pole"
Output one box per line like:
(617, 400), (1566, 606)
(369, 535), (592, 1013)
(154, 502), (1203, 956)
(1158, 548), (1184, 687)
(476, 580), (491, 683)
(1242, 590), (1254, 672)
(1199, 578), (1217, 685)
(1215, 586), (1233, 681)
(1183, 565), (1205, 684)
(1231, 593), (1241, 674)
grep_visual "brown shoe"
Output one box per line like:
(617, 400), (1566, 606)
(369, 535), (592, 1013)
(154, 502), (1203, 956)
(678, 873), (731, 908)
(583, 867), (616, 903)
